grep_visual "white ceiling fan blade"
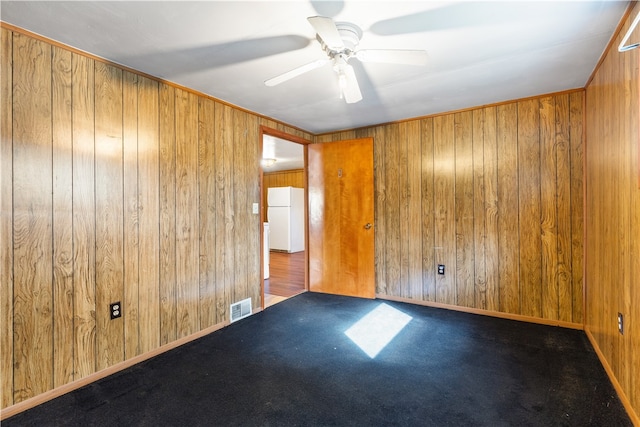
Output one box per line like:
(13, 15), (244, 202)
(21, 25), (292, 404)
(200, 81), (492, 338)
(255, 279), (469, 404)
(307, 16), (345, 50)
(264, 59), (329, 86)
(355, 49), (428, 66)
(341, 65), (362, 104)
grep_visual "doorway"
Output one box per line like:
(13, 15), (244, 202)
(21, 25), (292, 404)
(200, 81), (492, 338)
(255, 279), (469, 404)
(260, 127), (310, 308)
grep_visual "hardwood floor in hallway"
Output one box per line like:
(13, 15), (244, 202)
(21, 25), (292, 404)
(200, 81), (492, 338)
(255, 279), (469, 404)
(265, 251), (306, 307)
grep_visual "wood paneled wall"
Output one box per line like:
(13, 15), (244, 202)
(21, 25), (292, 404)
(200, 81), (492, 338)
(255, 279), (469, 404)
(317, 91), (584, 324)
(585, 2), (640, 421)
(0, 27), (312, 409)
(262, 169), (305, 218)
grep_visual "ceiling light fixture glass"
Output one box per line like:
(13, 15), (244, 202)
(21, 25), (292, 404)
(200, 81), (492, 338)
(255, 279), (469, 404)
(334, 54), (350, 100)
(261, 158), (277, 168)
(337, 71), (347, 99)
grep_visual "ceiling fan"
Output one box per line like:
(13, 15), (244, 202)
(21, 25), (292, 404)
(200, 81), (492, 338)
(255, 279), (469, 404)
(264, 16), (428, 104)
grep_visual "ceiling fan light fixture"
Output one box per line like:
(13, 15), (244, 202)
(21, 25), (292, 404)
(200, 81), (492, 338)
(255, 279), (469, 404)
(265, 15), (423, 105)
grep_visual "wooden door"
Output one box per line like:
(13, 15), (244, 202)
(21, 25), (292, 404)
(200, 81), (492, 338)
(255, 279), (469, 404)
(308, 138), (375, 298)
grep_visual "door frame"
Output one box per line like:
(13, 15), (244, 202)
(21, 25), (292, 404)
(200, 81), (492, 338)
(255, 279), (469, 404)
(259, 126), (311, 309)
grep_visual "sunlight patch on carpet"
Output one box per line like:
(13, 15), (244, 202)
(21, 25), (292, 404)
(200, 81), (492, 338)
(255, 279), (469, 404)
(344, 303), (412, 358)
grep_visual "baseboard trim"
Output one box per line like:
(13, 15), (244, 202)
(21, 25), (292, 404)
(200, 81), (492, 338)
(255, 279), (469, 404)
(584, 327), (640, 427)
(377, 294), (584, 330)
(0, 310), (264, 421)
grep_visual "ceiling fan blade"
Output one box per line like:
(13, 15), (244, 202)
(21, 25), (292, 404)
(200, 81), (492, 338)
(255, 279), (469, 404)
(341, 64), (362, 104)
(355, 49), (428, 66)
(264, 59), (329, 86)
(307, 16), (344, 50)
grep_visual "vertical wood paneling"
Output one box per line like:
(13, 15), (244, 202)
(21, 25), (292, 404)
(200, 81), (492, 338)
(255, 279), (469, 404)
(398, 122), (410, 297)
(585, 3), (640, 420)
(94, 62), (124, 370)
(158, 83), (177, 345)
(433, 115), (456, 305)
(590, 56), (613, 352)
(539, 96), (559, 320)
(420, 119), (435, 301)
(555, 94), (573, 323)
(600, 55), (615, 361)
(338, 130), (357, 140)
(137, 76), (160, 354)
(483, 107), (499, 312)
(12, 33), (53, 401)
(0, 28), (13, 408)
(616, 47), (631, 391)
(631, 92), (640, 421)
(269, 170), (304, 188)
(51, 45), (74, 387)
(373, 125), (387, 294)
(472, 109), (486, 309)
(406, 120), (422, 299)
(233, 109), (249, 303)
(384, 124), (401, 296)
(454, 112), (474, 307)
(214, 103), (226, 322)
(198, 97), (217, 328)
(214, 103), (234, 322)
(314, 134), (333, 144)
(517, 99), (542, 318)
(622, 24), (639, 414)
(71, 53), (96, 380)
(496, 103), (520, 314)
(584, 4), (640, 423)
(586, 70), (602, 339)
(122, 71), (140, 358)
(569, 92), (583, 324)
(222, 104), (236, 311)
(175, 89), (199, 338)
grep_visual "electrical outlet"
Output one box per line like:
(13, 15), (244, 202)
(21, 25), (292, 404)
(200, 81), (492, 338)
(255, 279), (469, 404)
(617, 312), (624, 335)
(110, 302), (122, 320)
(437, 264), (445, 275)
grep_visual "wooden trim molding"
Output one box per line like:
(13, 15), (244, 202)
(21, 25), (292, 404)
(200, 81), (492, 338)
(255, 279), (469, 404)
(378, 294), (584, 330)
(584, 327), (640, 426)
(260, 125), (312, 145)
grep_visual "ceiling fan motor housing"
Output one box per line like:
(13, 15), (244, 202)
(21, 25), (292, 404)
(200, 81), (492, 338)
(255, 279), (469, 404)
(317, 21), (363, 57)
(335, 22), (362, 52)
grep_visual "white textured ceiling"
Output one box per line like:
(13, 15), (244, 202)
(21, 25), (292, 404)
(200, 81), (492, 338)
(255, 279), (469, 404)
(0, 1), (629, 134)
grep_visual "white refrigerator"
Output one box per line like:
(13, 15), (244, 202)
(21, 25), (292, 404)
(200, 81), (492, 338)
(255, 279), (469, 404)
(267, 186), (305, 253)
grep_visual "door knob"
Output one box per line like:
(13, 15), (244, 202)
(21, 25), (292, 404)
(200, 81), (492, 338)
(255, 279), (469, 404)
(364, 223), (372, 230)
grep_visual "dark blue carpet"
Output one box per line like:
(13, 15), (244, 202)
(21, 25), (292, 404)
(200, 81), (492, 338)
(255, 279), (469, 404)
(4, 292), (632, 426)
